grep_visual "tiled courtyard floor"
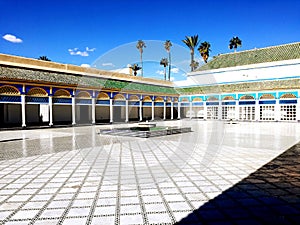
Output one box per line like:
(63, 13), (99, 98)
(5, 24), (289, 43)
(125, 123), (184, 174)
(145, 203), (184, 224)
(0, 120), (300, 225)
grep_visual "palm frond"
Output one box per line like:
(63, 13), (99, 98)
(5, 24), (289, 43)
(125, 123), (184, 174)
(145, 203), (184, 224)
(136, 40), (146, 52)
(229, 36), (242, 51)
(160, 58), (168, 67)
(182, 35), (199, 49)
(164, 40), (172, 52)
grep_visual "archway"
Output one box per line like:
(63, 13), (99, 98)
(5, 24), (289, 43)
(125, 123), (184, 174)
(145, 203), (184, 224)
(128, 95), (140, 121)
(0, 85), (21, 127)
(142, 96), (152, 121)
(96, 92), (110, 123)
(53, 89), (72, 125)
(113, 94), (126, 122)
(76, 91), (92, 124)
(279, 93), (297, 121)
(192, 97), (204, 119)
(154, 97), (164, 120)
(26, 87), (48, 126)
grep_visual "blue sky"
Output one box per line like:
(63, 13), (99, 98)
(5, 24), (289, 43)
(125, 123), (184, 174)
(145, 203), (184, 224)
(1, 0), (300, 81)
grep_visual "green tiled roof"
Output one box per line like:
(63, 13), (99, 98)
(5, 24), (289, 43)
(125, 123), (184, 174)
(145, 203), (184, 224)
(196, 42), (300, 71)
(177, 78), (300, 95)
(0, 66), (177, 95)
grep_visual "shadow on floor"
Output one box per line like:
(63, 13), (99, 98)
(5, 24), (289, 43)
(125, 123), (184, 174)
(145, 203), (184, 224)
(175, 143), (300, 225)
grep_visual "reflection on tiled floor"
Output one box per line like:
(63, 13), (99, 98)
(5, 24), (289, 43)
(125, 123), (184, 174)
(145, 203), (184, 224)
(0, 120), (300, 224)
(176, 142), (300, 225)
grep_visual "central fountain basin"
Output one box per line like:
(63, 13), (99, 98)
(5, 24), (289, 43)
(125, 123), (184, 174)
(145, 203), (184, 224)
(99, 125), (192, 138)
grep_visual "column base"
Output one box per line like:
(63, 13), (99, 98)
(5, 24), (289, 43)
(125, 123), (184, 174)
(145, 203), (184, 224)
(22, 126), (26, 130)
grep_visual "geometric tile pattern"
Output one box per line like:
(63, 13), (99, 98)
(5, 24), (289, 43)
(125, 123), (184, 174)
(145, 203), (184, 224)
(0, 121), (300, 224)
(176, 142), (300, 225)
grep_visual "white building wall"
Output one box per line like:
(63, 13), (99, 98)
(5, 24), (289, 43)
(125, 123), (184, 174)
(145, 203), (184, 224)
(178, 59), (300, 87)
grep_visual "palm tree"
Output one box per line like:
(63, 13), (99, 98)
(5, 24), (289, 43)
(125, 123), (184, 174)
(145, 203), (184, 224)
(129, 64), (141, 76)
(182, 35), (199, 71)
(160, 58), (168, 80)
(38, 56), (51, 61)
(229, 36), (242, 52)
(198, 41), (211, 63)
(190, 60), (199, 71)
(164, 40), (172, 81)
(136, 40), (146, 77)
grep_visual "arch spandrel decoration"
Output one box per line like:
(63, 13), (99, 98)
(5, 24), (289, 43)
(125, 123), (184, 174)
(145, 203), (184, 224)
(97, 92), (110, 100)
(0, 85), (20, 95)
(154, 97), (164, 102)
(207, 96), (218, 101)
(192, 97), (203, 102)
(222, 96), (235, 101)
(259, 94), (275, 100)
(143, 96), (152, 102)
(240, 95), (255, 100)
(54, 89), (71, 97)
(180, 97), (189, 102)
(129, 95), (139, 101)
(280, 93), (297, 99)
(113, 94), (126, 100)
(166, 97), (172, 103)
(27, 87), (48, 97)
(76, 91), (91, 98)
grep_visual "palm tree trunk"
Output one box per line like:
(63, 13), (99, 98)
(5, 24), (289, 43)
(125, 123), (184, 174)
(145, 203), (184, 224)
(168, 51), (171, 81)
(164, 66), (166, 80)
(191, 51), (194, 72)
(140, 53), (143, 77)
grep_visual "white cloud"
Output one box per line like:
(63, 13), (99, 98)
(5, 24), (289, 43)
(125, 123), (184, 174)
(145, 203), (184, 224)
(68, 47), (95, 57)
(2, 34), (23, 43)
(71, 50), (88, 56)
(102, 62), (115, 67)
(171, 68), (179, 73)
(86, 47), (96, 52)
(81, 64), (91, 67)
(170, 77), (175, 81)
(155, 70), (164, 75)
